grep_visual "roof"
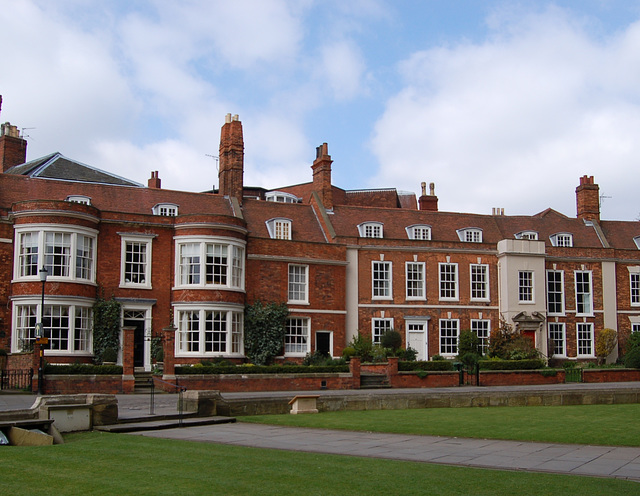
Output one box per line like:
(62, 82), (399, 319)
(5, 152), (143, 187)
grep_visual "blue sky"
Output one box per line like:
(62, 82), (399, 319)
(1, 1), (640, 220)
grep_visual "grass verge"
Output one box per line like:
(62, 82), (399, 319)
(241, 403), (640, 446)
(0, 431), (637, 495)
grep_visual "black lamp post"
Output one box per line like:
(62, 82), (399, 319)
(37, 266), (48, 395)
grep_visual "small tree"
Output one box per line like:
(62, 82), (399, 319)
(244, 301), (289, 365)
(380, 329), (402, 352)
(595, 328), (617, 365)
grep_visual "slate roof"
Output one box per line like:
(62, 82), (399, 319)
(5, 152), (143, 187)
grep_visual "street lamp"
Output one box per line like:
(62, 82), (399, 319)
(37, 266), (48, 395)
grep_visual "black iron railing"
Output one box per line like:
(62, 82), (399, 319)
(1, 368), (33, 391)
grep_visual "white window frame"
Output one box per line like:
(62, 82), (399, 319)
(634, 236), (640, 250)
(372, 318), (393, 344)
(266, 218), (292, 240)
(284, 317), (310, 356)
(372, 261), (392, 299)
(515, 231), (538, 240)
(550, 233), (573, 247)
(546, 270), (565, 315)
(358, 222), (383, 239)
(120, 234), (153, 289)
(470, 264), (489, 301)
(288, 264), (309, 304)
(470, 319), (490, 355)
(575, 270), (593, 316)
(630, 268), (640, 307)
(265, 191), (300, 203)
(457, 228), (482, 243)
(439, 319), (459, 356)
(405, 262), (426, 300)
(548, 322), (566, 358)
(576, 322), (594, 357)
(518, 270), (534, 303)
(153, 203), (178, 216)
(13, 225), (97, 284)
(174, 304), (244, 357)
(632, 322), (640, 334)
(174, 236), (245, 290)
(406, 225), (431, 240)
(439, 263), (458, 301)
(11, 298), (93, 355)
(66, 195), (91, 205)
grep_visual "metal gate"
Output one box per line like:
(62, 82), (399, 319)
(0, 369), (33, 390)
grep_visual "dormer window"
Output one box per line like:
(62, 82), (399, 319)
(266, 218), (292, 240)
(265, 191), (300, 203)
(550, 233), (573, 247)
(66, 195), (91, 205)
(634, 236), (640, 249)
(515, 231), (538, 240)
(406, 225), (431, 240)
(457, 228), (482, 243)
(153, 203), (178, 216)
(358, 222), (383, 239)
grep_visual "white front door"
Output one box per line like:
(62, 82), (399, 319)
(407, 321), (428, 361)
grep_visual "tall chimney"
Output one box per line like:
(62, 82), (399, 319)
(418, 182), (438, 211)
(0, 97), (28, 172)
(148, 171), (161, 189)
(218, 114), (244, 204)
(312, 142), (333, 210)
(576, 175), (600, 221)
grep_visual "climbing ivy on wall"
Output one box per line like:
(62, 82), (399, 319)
(93, 297), (122, 364)
(243, 301), (289, 365)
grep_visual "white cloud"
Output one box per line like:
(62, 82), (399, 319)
(316, 41), (367, 101)
(371, 8), (640, 220)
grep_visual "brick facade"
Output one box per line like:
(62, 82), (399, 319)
(1, 103), (639, 388)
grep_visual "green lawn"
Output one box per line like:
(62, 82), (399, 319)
(241, 403), (640, 446)
(0, 431), (637, 496)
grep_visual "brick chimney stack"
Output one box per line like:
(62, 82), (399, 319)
(312, 142), (333, 210)
(218, 113), (244, 205)
(418, 182), (439, 211)
(576, 175), (600, 221)
(0, 96), (28, 172)
(148, 171), (161, 189)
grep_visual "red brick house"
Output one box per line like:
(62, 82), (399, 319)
(1, 101), (640, 375)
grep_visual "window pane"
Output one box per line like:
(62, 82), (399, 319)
(180, 244), (200, 284)
(439, 320), (458, 355)
(373, 262), (391, 298)
(439, 264), (457, 299)
(285, 318), (308, 354)
(75, 235), (93, 280)
(406, 263), (424, 298)
(45, 232), (71, 277)
(19, 232), (39, 277)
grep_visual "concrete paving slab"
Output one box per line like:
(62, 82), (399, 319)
(131, 423), (640, 481)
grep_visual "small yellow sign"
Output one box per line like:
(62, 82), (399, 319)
(36, 337), (49, 345)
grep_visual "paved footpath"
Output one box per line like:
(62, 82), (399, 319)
(134, 423), (640, 482)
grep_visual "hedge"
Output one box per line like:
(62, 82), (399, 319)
(176, 364), (350, 375)
(44, 364), (123, 375)
(398, 361), (454, 372)
(478, 359), (546, 370)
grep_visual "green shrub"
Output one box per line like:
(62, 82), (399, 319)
(458, 330), (481, 356)
(398, 347), (418, 361)
(176, 364), (349, 375)
(93, 297), (121, 364)
(380, 330), (402, 351)
(626, 332), (640, 353)
(303, 351), (345, 366)
(101, 348), (118, 363)
(244, 301), (289, 365)
(44, 364), (123, 375)
(624, 347), (640, 369)
(346, 332), (373, 362)
(478, 358), (546, 370)
(431, 354), (445, 361)
(342, 346), (356, 360)
(399, 360), (454, 372)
